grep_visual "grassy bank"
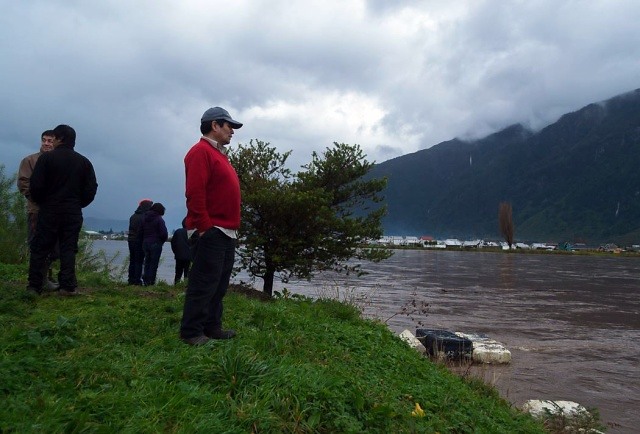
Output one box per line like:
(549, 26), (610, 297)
(0, 264), (544, 433)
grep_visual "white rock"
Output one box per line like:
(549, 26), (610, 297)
(522, 399), (588, 418)
(455, 332), (512, 364)
(399, 329), (426, 354)
(522, 400), (604, 434)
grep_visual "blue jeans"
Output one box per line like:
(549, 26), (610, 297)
(142, 241), (163, 285)
(180, 228), (235, 339)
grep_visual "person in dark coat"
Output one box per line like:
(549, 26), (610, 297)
(27, 124), (98, 296)
(127, 199), (153, 285)
(171, 218), (192, 285)
(141, 202), (168, 285)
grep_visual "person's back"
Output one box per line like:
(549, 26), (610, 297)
(141, 203), (167, 285)
(30, 139), (97, 214)
(127, 199), (153, 285)
(142, 207), (168, 245)
(171, 227), (191, 261)
(171, 221), (192, 284)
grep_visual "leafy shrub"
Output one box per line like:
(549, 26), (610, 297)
(0, 164), (28, 264)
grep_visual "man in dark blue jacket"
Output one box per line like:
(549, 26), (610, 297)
(27, 124), (98, 296)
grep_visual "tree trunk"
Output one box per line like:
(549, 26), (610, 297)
(499, 202), (514, 248)
(263, 268), (275, 296)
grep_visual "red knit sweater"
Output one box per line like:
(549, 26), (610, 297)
(184, 138), (241, 233)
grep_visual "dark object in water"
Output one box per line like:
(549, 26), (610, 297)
(415, 328), (473, 360)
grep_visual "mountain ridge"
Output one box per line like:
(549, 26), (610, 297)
(370, 88), (640, 244)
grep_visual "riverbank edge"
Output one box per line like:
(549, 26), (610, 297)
(0, 262), (546, 433)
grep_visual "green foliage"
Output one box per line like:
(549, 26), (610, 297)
(537, 406), (606, 434)
(0, 265), (545, 433)
(0, 164), (28, 263)
(229, 140), (392, 295)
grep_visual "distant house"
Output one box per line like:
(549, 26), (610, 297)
(83, 230), (106, 240)
(531, 243), (554, 250)
(403, 236), (421, 246)
(444, 239), (462, 247)
(481, 241), (500, 248)
(424, 241), (446, 249)
(462, 239), (482, 248)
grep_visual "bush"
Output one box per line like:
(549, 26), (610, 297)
(0, 164), (28, 264)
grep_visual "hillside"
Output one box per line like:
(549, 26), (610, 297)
(371, 88), (640, 244)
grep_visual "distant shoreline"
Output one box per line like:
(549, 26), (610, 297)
(369, 244), (640, 258)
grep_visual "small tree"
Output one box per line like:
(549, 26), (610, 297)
(499, 201), (514, 249)
(0, 164), (28, 264)
(229, 140), (392, 295)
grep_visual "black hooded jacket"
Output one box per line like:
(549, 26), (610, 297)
(128, 201), (153, 242)
(30, 142), (98, 214)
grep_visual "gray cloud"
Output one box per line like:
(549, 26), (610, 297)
(1, 0), (639, 230)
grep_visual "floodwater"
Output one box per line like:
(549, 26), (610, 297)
(94, 240), (640, 432)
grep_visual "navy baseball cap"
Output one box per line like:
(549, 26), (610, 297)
(201, 107), (243, 129)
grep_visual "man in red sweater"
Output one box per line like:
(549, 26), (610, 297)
(180, 107), (243, 345)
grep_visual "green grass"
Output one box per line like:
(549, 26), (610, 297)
(0, 265), (545, 433)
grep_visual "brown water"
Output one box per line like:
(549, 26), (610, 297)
(280, 250), (640, 433)
(97, 241), (639, 432)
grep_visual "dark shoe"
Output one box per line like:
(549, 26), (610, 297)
(181, 335), (211, 346)
(206, 329), (236, 340)
(26, 286), (42, 296)
(58, 289), (80, 297)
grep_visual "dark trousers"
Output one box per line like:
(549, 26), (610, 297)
(142, 241), (163, 285)
(180, 228), (235, 339)
(127, 240), (145, 285)
(28, 211), (82, 291)
(174, 259), (191, 284)
(28, 212), (60, 279)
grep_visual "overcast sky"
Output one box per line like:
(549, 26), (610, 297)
(2, 0), (639, 230)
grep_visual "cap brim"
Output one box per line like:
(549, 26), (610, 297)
(228, 120), (243, 129)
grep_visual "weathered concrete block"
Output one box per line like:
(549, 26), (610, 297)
(399, 329), (427, 354)
(455, 332), (512, 364)
(415, 328), (473, 360)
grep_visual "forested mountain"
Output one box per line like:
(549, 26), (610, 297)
(370, 89), (640, 245)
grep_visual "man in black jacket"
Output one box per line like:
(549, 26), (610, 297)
(27, 124), (98, 296)
(127, 199), (153, 285)
(170, 218), (192, 285)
